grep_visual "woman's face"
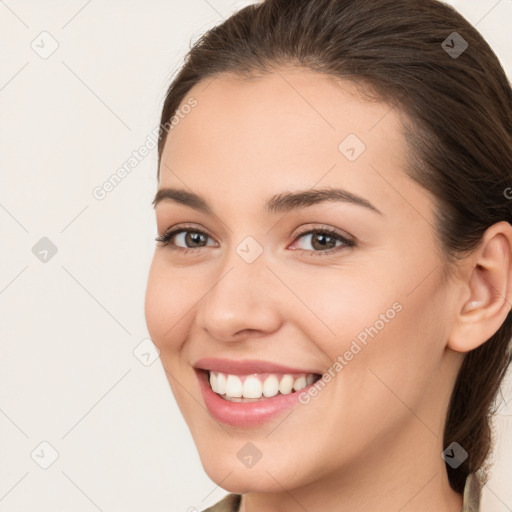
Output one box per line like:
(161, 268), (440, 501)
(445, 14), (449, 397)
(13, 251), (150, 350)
(144, 67), (462, 493)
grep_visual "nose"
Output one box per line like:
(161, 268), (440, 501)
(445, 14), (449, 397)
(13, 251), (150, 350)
(195, 254), (282, 342)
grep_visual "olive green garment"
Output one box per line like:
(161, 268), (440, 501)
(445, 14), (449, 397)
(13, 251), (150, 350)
(201, 472), (481, 512)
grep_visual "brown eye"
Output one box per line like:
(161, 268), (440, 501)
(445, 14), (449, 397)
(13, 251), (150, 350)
(155, 227), (215, 250)
(291, 228), (355, 256)
(179, 231), (209, 248)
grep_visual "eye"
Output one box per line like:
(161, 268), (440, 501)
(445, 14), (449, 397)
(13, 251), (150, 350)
(155, 224), (356, 256)
(155, 225), (217, 252)
(289, 226), (356, 256)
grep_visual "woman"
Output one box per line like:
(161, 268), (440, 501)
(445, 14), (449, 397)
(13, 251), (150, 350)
(144, 0), (512, 510)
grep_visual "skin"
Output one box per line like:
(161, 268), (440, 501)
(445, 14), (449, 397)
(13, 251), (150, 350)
(144, 66), (512, 512)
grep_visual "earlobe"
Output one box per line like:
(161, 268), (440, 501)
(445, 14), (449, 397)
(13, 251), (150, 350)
(447, 221), (512, 353)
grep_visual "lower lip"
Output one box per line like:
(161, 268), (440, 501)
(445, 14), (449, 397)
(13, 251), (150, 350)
(196, 369), (318, 427)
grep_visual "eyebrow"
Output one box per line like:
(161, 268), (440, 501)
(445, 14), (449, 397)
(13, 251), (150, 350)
(152, 187), (383, 216)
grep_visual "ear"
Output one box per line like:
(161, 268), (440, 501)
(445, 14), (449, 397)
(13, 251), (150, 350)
(448, 221), (512, 353)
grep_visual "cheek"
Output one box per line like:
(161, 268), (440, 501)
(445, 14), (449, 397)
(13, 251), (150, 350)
(285, 263), (399, 349)
(292, 255), (446, 404)
(329, 275), (448, 432)
(144, 257), (189, 351)
(144, 261), (195, 405)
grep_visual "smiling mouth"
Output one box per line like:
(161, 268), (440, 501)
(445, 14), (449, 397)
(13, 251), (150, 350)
(203, 369), (322, 402)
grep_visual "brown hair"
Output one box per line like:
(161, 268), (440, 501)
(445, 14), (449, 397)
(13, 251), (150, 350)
(156, 0), (512, 494)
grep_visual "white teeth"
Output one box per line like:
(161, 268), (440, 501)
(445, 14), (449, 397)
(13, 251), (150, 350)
(279, 374), (294, 395)
(217, 372), (226, 393)
(262, 375), (279, 398)
(243, 375), (262, 399)
(225, 374), (243, 397)
(210, 372), (218, 393)
(292, 376), (307, 391)
(208, 371), (319, 400)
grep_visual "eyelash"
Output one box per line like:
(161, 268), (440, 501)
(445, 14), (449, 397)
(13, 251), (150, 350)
(155, 224), (356, 257)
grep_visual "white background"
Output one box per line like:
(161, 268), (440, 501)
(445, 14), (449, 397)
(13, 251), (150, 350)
(1, 0), (511, 510)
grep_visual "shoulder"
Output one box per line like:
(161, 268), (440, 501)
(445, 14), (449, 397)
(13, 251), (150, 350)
(462, 472), (482, 512)
(201, 493), (242, 512)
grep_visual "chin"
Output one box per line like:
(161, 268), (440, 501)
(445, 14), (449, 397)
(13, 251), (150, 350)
(200, 454), (308, 494)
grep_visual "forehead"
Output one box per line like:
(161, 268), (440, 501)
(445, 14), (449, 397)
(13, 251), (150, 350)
(164, 67), (399, 161)
(158, 67), (433, 224)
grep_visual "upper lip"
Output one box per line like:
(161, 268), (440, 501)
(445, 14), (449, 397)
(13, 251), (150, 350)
(193, 357), (322, 375)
